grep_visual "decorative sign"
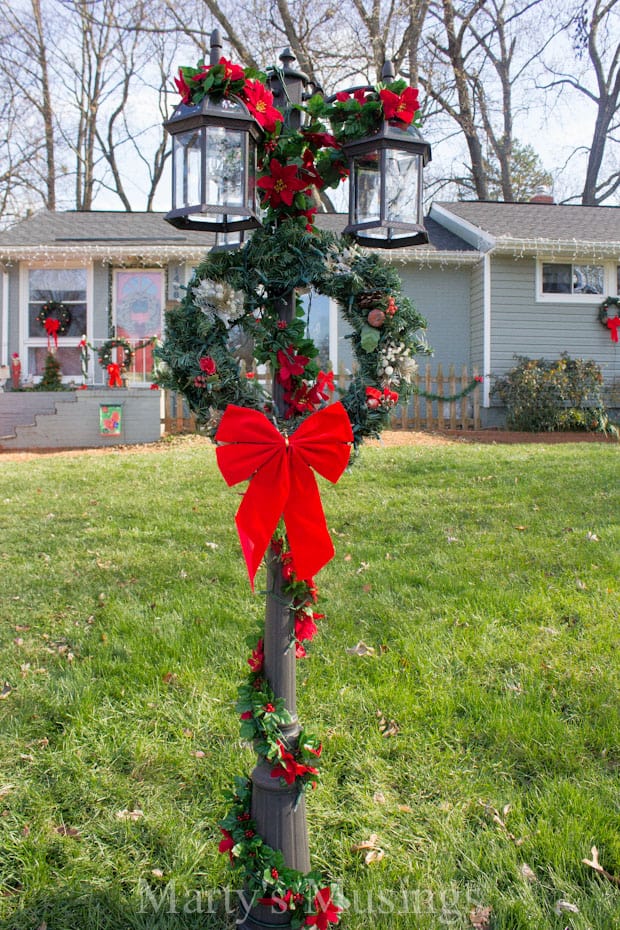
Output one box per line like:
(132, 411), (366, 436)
(99, 404), (123, 436)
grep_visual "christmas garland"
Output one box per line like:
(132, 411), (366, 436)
(598, 296), (620, 343)
(157, 223), (430, 446)
(37, 300), (71, 336)
(218, 538), (344, 927)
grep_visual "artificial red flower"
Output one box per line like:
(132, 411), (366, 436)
(382, 386), (399, 404)
(300, 206), (318, 232)
(276, 345), (310, 386)
(264, 703), (275, 713)
(305, 887), (342, 929)
(174, 68), (192, 104)
(365, 386), (382, 409)
(240, 711), (253, 720)
(218, 828), (235, 862)
(305, 742), (322, 758)
(474, 375), (484, 383)
(307, 370), (334, 405)
(242, 81), (283, 133)
(271, 741), (318, 785)
(301, 130), (341, 149)
(335, 91), (349, 102)
(218, 56), (245, 82)
(385, 296), (397, 317)
(295, 642), (307, 659)
(300, 151), (325, 190)
(248, 638), (264, 673)
(257, 159), (308, 208)
(295, 610), (319, 642)
(258, 890), (293, 911)
(199, 355), (217, 375)
(379, 86), (419, 125)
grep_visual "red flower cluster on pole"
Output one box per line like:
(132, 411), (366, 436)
(365, 385), (399, 409)
(257, 159), (308, 208)
(242, 81), (283, 134)
(271, 740), (319, 785)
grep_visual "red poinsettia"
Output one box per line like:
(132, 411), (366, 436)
(258, 890), (293, 911)
(301, 130), (341, 149)
(199, 355), (217, 375)
(174, 68), (192, 104)
(305, 887), (342, 929)
(275, 345), (310, 386)
(218, 828), (235, 862)
(379, 86), (419, 125)
(365, 386), (382, 409)
(271, 741), (318, 785)
(242, 80), (283, 133)
(295, 610), (319, 642)
(257, 159), (308, 208)
(248, 638), (264, 673)
(218, 56), (245, 83)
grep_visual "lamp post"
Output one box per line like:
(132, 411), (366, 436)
(163, 32), (430, 930)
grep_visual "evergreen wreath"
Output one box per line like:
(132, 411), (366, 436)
(157, 222), (430, 446)
(598, 296), (620, 327)
(36, 301), (72, 335)
(97, 338), (134, 371)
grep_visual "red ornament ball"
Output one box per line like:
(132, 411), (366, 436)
(367, 309), (385, 328)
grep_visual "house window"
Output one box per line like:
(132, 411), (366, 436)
(541, 262), (604, 296)
(26, 267), (88, 379)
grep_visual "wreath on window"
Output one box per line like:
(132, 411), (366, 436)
(156, 224), (431, 446)
(36, 301), (72, 335)
(598, 296), (620, 343)
(97, 338), (134, 370)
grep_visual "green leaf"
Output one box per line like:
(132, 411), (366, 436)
(360, 324), (380, 353)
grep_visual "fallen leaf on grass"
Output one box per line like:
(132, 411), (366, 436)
(116, 809), (144, 822)
(376, 710), (399, 737)
(352, 834), (385, 864)
(469, 905), (492, 929)
(0, 786), (15, 799)
(398, 804), (413, 813)
(151, 869), (164, 879)
(582, 845), (620, 886)
(554, 900), (579, 915)
(372, 791), (386, 805)
(37, 922), (47, 930)
(356, 562), (370, 574)
(162, 672), (178, 685)
(346, 641), (375, 657)
(54, 825), (81, 838)
(0, 683), (13, 700)
(520, 862), (537, 883)
(478, 800), (524, 845)
(586, 531), (599, 541)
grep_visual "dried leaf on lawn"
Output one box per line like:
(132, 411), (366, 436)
(469, 905), (492, 929)
(54, 824), (81, 838)
(478, 799), (524, 845)
(376, 710), (399, 737)
(520, 863), (537, 883)
(116, 809), (144, 822)
(0, 682), (13, 700)
(352, 833), (385, 864)
(582, 846), (620, 886)
(346, 641), (376, 657)
(554, 900), (579, 915)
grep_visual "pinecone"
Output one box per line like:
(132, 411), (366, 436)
(357, 290), (384, 309)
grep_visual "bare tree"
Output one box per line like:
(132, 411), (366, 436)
(542, 0), (620, 205)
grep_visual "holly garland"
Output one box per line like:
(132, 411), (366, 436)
(218, 536), (345, 927)
(598, 296), (620, 343)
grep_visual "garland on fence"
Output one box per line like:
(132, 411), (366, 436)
(598, 296), (620, 343)
(411, 375), (483, 404)
(218, 536), (344, 928)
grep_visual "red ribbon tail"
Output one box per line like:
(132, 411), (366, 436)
(284, 453), (334, 580)
(234, 453), (289, 591)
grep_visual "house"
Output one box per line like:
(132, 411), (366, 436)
(0, 202), (618, 445)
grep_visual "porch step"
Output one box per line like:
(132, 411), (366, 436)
(0, 392), (77, 439)
(0, 389), (162, 451)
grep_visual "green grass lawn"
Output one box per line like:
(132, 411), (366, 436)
(0, 436), (618, 930)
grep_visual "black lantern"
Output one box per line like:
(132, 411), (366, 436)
(342, 119), (431, 248)
(164, 94), (263, 233)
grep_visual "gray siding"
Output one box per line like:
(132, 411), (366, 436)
(489, 257), (620, 388)
(398, 264), (472, 371)
(93, 262), (111, 340)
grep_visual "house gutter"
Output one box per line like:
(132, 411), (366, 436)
(0, 245), (211, 266)
(492, 237), (620, 261)
(1, 270), (8, 366)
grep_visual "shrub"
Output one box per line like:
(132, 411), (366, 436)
(492, 353), (614, 433)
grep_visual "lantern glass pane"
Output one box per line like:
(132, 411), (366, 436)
(385, 150), (420, 226)
(174, 130), (202, 209)
(205, 127), (244, 217)
(353, 155), (381, 224)
(246, 136), (257, 214)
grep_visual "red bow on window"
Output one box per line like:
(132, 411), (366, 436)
(215, 402), (353, 589)
(44, 317), (60, 349)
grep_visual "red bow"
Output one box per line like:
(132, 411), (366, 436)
(44, 317), (60, 349)
(215, 403), (353, 589)
(606, 316), (620, 343)
(107, 363), (123, 387)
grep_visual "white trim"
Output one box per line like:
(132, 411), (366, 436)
(19, 261), (93, 383)
(1, 271), (8, 366)
(535, 259), (611, 304)
(429, 204), (496, 252)
(483, 253), (492, 407)
(328, 297), (338, 371)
